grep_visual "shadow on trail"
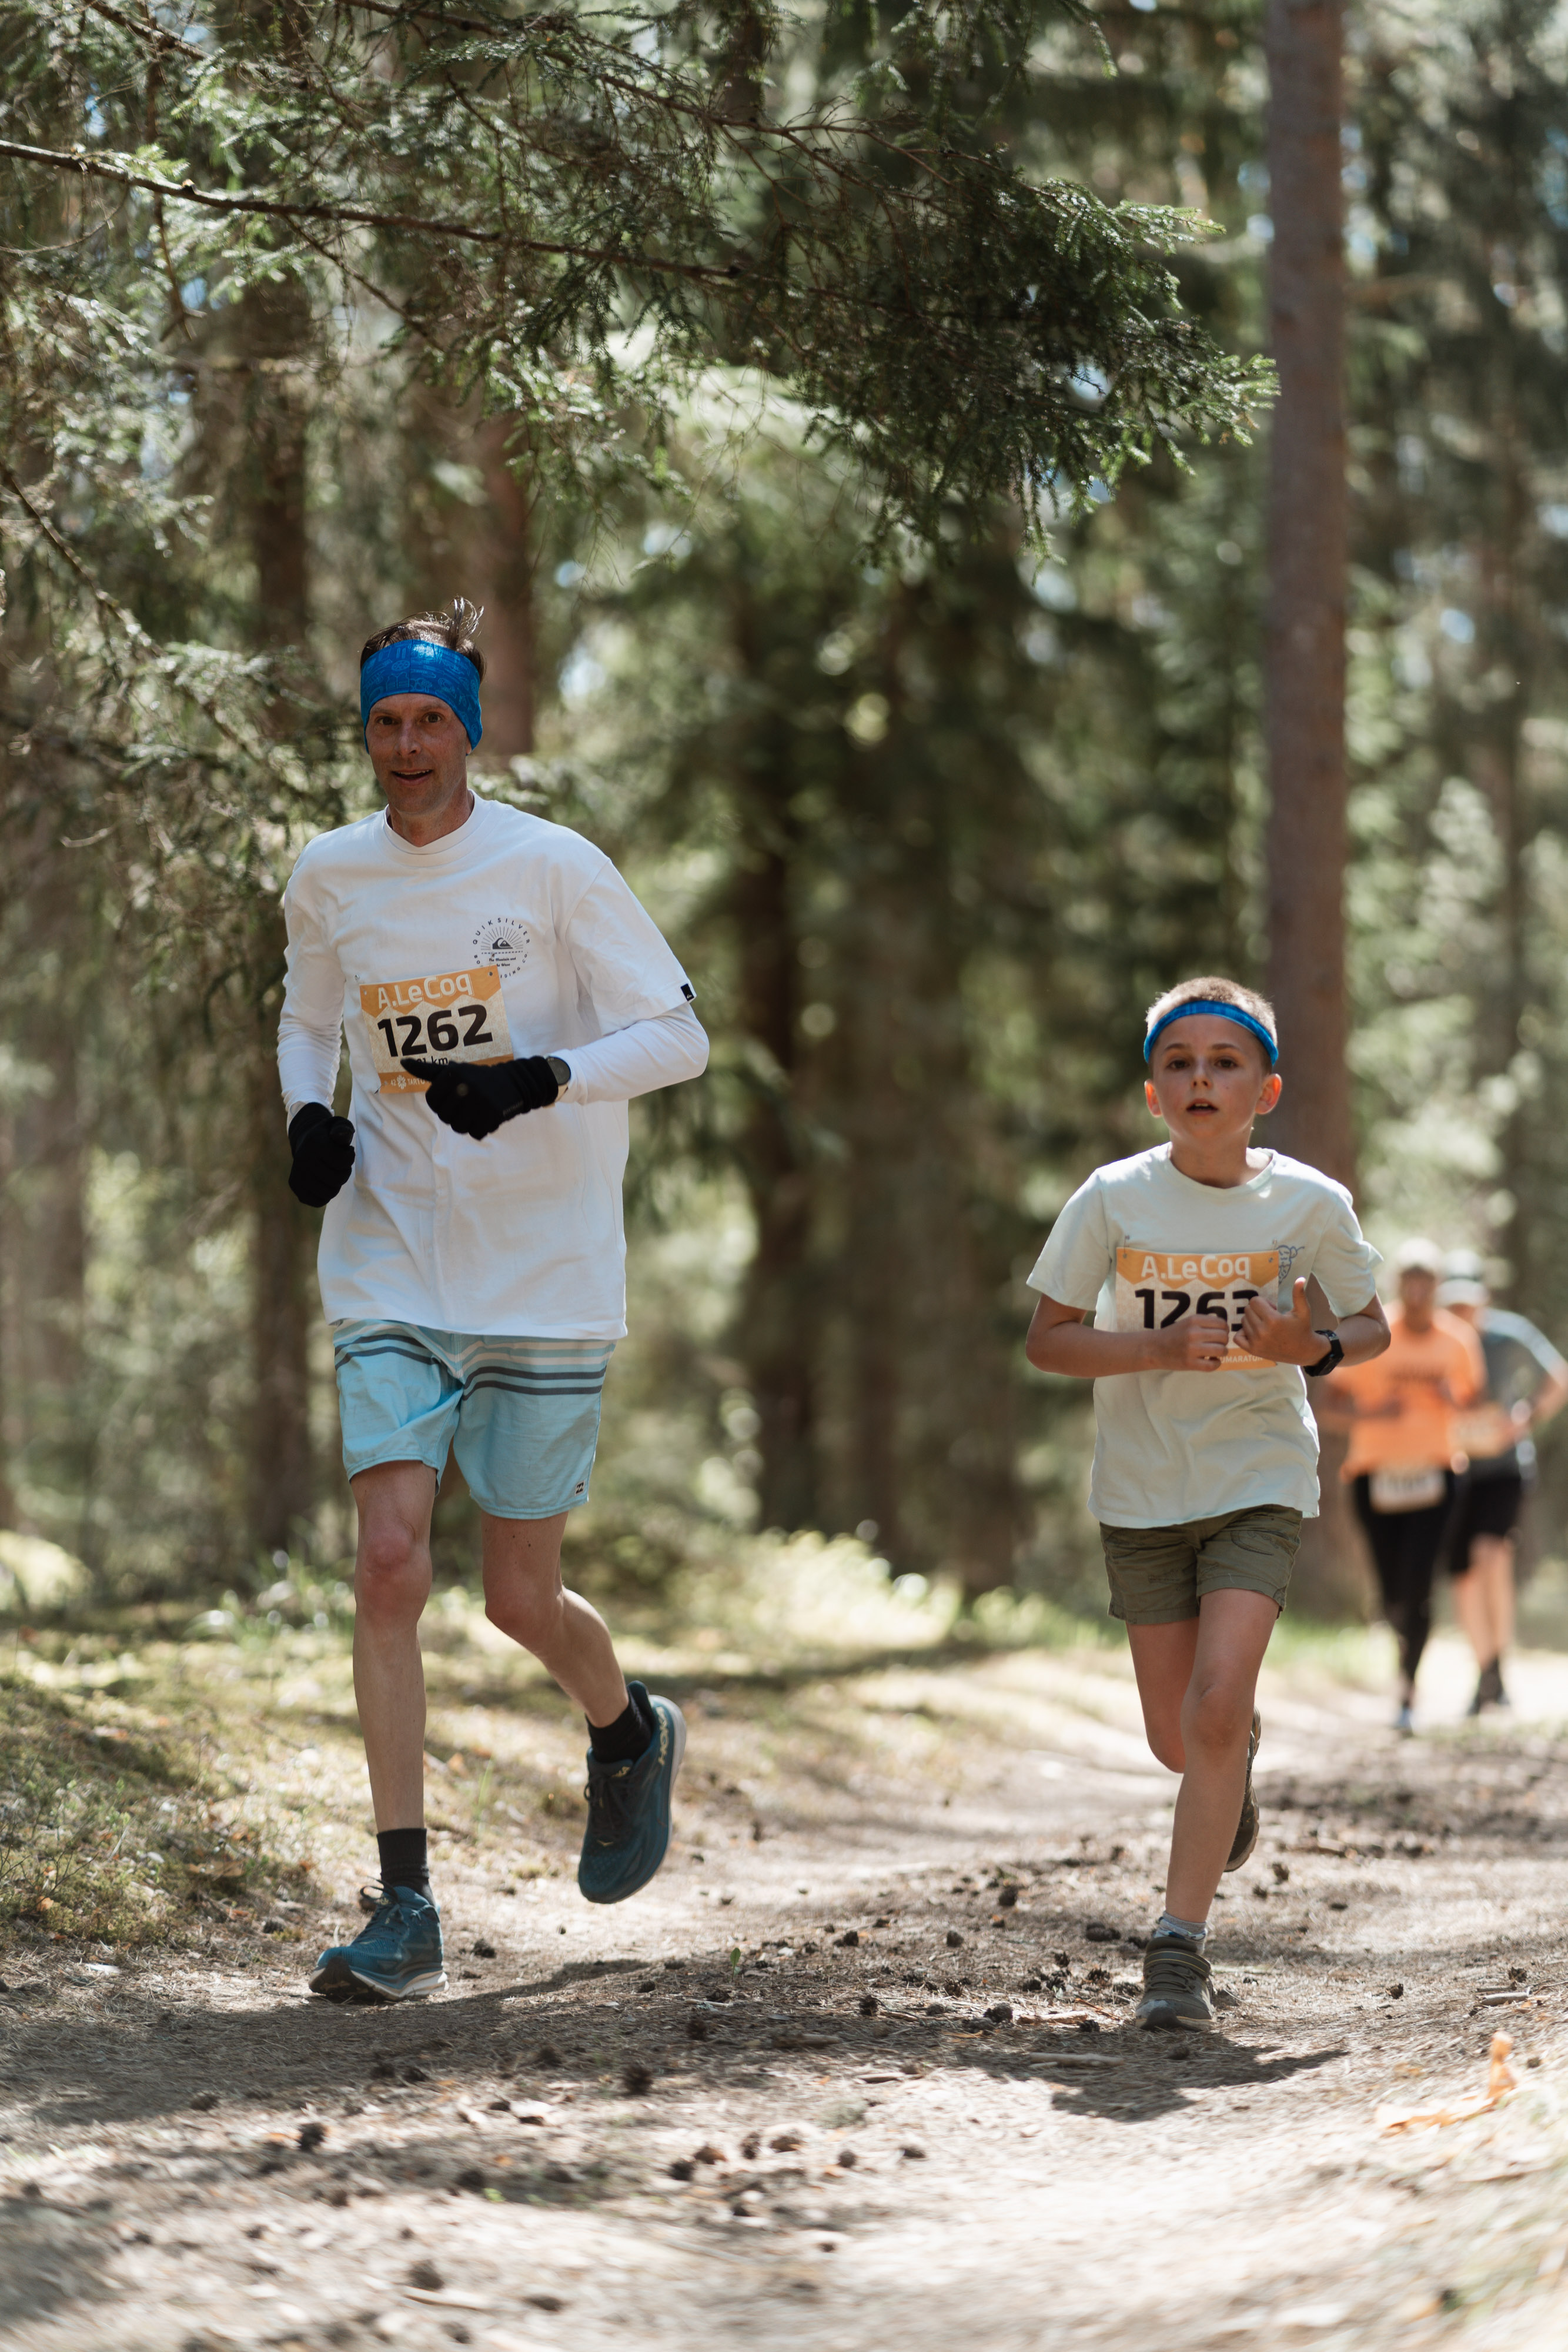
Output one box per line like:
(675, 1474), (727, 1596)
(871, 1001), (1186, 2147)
(1038, 2031), (1347, 2125)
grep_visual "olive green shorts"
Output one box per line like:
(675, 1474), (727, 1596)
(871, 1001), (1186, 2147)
(1098, 1505), (1303, 1625)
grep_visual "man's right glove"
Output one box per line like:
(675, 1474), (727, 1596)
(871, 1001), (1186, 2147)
(287, 1102), (356, 1207)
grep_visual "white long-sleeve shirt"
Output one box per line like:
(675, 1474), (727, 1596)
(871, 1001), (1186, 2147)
(278, 794), (707, 1338)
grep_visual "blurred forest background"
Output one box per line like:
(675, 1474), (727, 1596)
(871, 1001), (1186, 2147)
(4, 0), (1568, 1623)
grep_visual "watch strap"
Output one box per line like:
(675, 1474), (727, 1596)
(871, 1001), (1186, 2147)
(1304, 1330), (1344, 1378)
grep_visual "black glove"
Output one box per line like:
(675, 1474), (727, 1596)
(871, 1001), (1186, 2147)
(287, 1102), (356, 1207)
(403, 1054), (561, 1140)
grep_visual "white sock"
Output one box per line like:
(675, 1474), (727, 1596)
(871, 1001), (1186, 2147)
(1155, 1910), (1209, 1944)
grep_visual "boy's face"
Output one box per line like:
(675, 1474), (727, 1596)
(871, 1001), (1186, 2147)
(1145, 1014), (1282, 1146)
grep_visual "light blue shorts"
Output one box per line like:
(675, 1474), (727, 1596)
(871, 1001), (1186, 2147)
(333, 1322), (614, 1519)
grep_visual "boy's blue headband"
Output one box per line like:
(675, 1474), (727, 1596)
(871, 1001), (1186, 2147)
(360, 639), (483, 748)
(1144, 998), (1278, 1068)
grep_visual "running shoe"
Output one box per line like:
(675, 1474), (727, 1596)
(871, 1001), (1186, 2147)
(1224, 1708), (1262, 1872)
(578, 1683), (686, 1905)
(1394, 1702), (1415, 1738)
(308, 1885), (446, 2002)
(1135, 1931), (1215, 2032)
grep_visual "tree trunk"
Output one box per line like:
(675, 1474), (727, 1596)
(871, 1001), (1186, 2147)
(467, 418), (537, 761)
(734, 834), (816, 1529)
(1263, 0), (1351, 1190)
(1263, 0), (1360, 1619)
(239, 281), (316, 1555)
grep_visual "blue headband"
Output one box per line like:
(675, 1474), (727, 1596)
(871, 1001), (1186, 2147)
(1144, 997), (1278, 1067)
(360, 639), (483, 748)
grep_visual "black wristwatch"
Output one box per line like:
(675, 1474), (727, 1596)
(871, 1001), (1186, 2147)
(1304, 1330), (1344, 1378)
(546, 1055), (571, 1091)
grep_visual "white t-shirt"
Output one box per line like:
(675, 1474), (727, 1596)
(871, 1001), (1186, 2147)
(278, 796), (703, 1338)
(1028, 1145), (1381, 1527)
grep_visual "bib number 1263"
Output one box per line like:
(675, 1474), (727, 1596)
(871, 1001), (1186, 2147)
(1114, 1248), (1282, 1371)
(360, 965), (515, 1095)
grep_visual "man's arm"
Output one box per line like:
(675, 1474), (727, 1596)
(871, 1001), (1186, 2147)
(1520, 1362), (1568, 1435)
(549, 1002), (708, 1104)
(277, 874), (347, 1125)
(410, 1003), (708, 1140)
(278, 870), (356, 1206)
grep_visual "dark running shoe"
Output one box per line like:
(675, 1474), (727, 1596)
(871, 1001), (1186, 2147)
(578, 1683), (686, 1905)
(308, 1885), (446, 2002)
(1224, 1709), (1262, 1873)
(1135, 1931), (1216, 2032)
(1475, 1657), (1509, 1712)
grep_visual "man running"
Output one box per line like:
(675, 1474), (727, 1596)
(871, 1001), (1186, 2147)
(1320, 1239), (1483, 1736)
(278, 599), (708, 2000)
(1438, 1251), (1568, 1714)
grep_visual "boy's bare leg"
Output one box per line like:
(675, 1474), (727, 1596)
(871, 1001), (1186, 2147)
(1128, 1589), (1278, 1922)
(351, 1461), (439, 1831)
(1125, 1618), (1200, 1772)
(479, 1511), (629, 1728)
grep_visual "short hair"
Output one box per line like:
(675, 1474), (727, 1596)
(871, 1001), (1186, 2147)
(1144, 975), (1278, 1064)
(360, 596), (486, 681)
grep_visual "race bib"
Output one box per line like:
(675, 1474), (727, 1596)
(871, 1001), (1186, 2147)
(1115, 1247), (1282, 1371)
(1369, 1465), (1447, 1514)
(360, 965), (515, 1095)
(1452, 1405), (1517, 1462)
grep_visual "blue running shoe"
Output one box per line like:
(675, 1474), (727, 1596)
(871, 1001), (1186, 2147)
(578, 1683), (686, 1905)
(308, 1885), (446, 2002)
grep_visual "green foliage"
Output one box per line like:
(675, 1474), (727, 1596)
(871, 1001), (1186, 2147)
(0, 0), (1264, 560)
(0, 1675), (265, 1945)
(7, 0), (1568, 1616)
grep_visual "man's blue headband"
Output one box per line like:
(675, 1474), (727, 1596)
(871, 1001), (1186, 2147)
(360, 639), (483, 749)
(1144, 998), (1278, 1068)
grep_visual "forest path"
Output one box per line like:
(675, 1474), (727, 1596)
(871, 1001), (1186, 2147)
(5, 1625), (1568, 2351)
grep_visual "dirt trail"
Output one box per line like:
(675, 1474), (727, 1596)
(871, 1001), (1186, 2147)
(5, 1625), (1568, 2351)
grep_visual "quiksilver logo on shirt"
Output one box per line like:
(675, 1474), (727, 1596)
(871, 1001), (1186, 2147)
(471, 917), (531, 976)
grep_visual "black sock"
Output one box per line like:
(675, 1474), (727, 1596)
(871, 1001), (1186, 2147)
(588, 1686), (652, 1765)
(377, 1826), (431, 1901)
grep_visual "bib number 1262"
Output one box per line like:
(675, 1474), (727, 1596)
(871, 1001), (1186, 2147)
(1114, 1248), (1282, 1371)
(359, 965), (515, 1095)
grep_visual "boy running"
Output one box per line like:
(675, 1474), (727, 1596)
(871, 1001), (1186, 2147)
(279, 599), (708, 2002)
(1025, 978), (1388, 2030)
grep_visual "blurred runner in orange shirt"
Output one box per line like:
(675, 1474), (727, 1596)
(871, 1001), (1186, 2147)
(1318, 1238), (1485, 1734)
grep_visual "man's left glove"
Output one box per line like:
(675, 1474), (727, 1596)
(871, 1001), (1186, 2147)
(403, 1055), (561, 1140)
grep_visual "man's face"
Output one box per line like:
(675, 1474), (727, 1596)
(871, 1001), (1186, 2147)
(366, 693), (470, 823)
(1399, 1268), (1439, 1319)
(1145, 1014), (1281, 1147)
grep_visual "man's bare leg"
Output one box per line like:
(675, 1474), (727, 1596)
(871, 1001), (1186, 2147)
(479, 1511), (628, 1726)
(1452, 1534), (1516, 1683)
(1129, 1589), (1278, 1923)
(350, 1460), (439, 1832)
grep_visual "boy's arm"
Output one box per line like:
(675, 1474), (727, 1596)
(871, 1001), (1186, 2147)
(1025, 1292), (1236, 1377)
(1027, 1281), (1391, 1382)
(1239, 1280), (1389, 1370)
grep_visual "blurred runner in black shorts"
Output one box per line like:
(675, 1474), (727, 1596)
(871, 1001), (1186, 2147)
(1319, 1239), (1485, 1736)
(1439, 1254), (1568, 1715)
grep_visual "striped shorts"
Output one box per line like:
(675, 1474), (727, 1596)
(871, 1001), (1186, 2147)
(332, 1321), (614, 1519)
